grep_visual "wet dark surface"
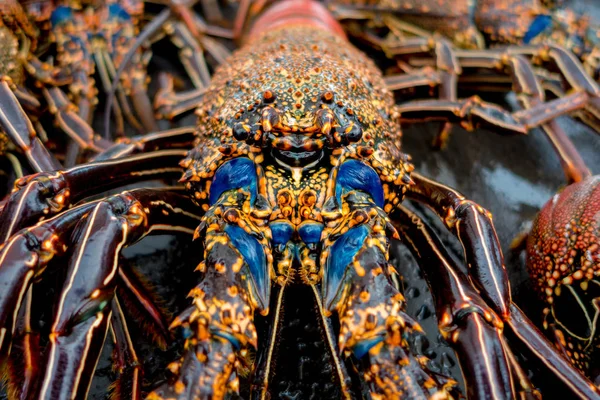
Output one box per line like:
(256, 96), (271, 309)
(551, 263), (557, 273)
(1, 1), (600, 399)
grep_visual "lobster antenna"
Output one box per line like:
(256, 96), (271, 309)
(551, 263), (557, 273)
(103, 7), (172, 140)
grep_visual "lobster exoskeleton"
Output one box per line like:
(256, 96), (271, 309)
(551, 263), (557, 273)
(0, 1), (599, 399)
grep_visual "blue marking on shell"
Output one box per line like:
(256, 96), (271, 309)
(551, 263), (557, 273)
(335, 160), (384, 207)
(224, 224), (269, 310)
(50, 6), (73, 27)
(323, 225), (369, 310)
(213, 330), (241, 350)
(523, 14), (552, 44)
(108, 3), (131, 21)
(270, 221), (294, 245)
(298, 222), (324, 244)
(352, 335), (385, 359)
(181, 326), (193, 339)
(210, 158), (257, 205)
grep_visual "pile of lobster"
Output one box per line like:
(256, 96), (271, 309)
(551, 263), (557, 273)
(0, 0), (599, 399)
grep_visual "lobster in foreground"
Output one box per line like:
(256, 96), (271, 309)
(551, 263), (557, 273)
(0, 1), (600, 399)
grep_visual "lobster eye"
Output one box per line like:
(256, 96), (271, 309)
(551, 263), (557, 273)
(551, 280), (600, 341)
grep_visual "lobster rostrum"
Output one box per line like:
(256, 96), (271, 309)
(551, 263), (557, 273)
(0, 1), (600, 399)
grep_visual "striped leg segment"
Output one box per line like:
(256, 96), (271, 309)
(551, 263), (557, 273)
(394, 48), (594, 184)
(92, 126), (196, 161)
(406, 173), (600, 399)
(392, 204), (529, 399)
(108, 296), (144, 399)
(0, 79), (61, 173)
(148, 186), (273, 400)
(407, 173), (511, 317)
(154, 73), (207, 120)
(0, 149), (186, 242)
(0, 200), (100, 359)
(320, 189), (458, 399)
(33, 189), (200, 400)
(42, 87), (112, 153)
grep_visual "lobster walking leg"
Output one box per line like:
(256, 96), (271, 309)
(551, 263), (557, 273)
(109, 295), (144, 399)
(405, 172), (600, 399)
(163, 20), (213, 88)
(91, 126), (196, 161)
(0, 149), (187, 242)
(0, 200), (100, 359)
(150, 4), (233, 120)
(320, 189), (459, 399)
(42, 87), (111, 153)
(154, 73), (207, 120)
(0, 80), (61, 173)
(391, 204), (536, 399)
(376, 26), (597, 181)
(447, 49), (592, 183)
(32, 189), (200, 399)
(406, 173), (510, 316)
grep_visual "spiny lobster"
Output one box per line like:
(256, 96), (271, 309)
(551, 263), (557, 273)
(0, 0), (599, 399)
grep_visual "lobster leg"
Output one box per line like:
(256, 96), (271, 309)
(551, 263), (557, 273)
(116, 265), (172, 346)
(0, 79), (61, 173)
(154, 73), (207, 120)
(507, 45), (600, 129)
(108, 295), (144, 399)
(167, 0), (236, 41)
(384, 39), (593, 182)
(32, 189), (200, 400)
(103, 7), (160, 134)
(406, 173), (510, 316)
(152, 9), (233, 120)
(405, 172), (600, 399)
(373, 23), (597, 181)
(396, 92), (592, 182)
(93, 49), (140, 136)
(380, 33), (463, 149)
(0, 200), (100, 359)
(320, 189), (459, 399)
(3, 286), (41, 400)
(0, 149), (186, 241)
(42, 87), (111, 153)
(451, 49), (592, 183)
(391, 204), (537, 399)
(92, 126), (196, 161)
(148, 185), (273, 400)
(163, 20), (213, 88)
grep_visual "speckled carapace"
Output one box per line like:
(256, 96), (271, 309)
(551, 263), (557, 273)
(527, 175), (600, 374)
(181, 23), (414, 285)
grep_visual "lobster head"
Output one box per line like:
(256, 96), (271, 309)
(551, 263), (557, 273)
(193, 0), (402, 170)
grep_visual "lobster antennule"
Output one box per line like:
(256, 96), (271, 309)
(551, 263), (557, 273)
(248, 0), (346, 42)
